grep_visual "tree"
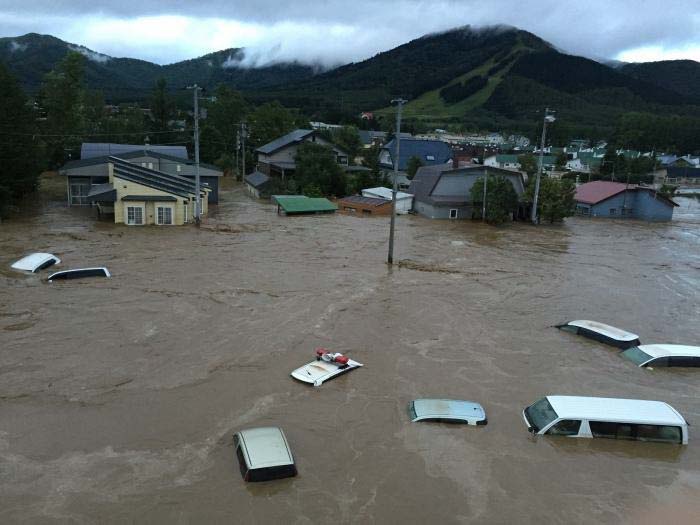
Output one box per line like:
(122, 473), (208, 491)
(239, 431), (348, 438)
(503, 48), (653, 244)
(518, 153), (538, 178)
(40, 51), (88, 166)
(329, 126), (362, 163)
(204, 85), (248, 170)
(555, 151), (567, 170)
(361, 143), (384, 186)
(524, 176), (576, 223)
(295, 142), (346, 196)
(0, 63), (40, 216)
(406, 155), (424, 180)
(469, 175), (519, 225)
(247, 102), (297, 149)
(150, 77), (173, 132)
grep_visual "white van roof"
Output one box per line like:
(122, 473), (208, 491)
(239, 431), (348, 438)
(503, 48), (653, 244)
(547, 396), (686, 426)
(567, 320), (639, 342)
(637, 344), (700, 359)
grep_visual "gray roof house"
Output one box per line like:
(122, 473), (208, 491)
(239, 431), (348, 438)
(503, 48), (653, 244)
(255, 129), (349, 180)
(379, 138), (453, 190)
(60, 145), (224, 205)
(244, 171), (271, 199)
(409, 165), (525, 220)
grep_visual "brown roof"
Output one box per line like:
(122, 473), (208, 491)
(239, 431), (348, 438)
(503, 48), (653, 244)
(338, 195), (392, 207)
(575, 181), (629, 204)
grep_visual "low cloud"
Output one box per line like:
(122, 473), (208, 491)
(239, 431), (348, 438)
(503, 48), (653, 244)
(9, 39), (27, 52)
(0, 1), (698, 65)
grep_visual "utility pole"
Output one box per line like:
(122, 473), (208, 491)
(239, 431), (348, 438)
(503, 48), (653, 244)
(531, 108), (555, 224)
(387, 98), (407, 265)
(241, 122), (247, 178)
(235, 127), (239, 179)
(482, 170), (488, 221)
(187, 84), (202, 224)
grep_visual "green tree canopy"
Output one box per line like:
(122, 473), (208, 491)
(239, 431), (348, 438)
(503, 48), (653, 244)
(247, 101), (298, 149)
(329, 126), (362, 162)
(469, 175), (519, 224)
(0, 63), (41, 216)
(294, 142), (346, 197)
(406, 155), (424, 180)
(525, 176), (576, 223)
(40, 51), (88, 166)
(518, 153), (538, 177)
(150, 77), (174, 133)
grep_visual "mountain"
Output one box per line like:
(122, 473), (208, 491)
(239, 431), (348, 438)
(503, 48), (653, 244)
(618, 60), (700, 104)
(0, 33), (317, 99)
(2, 28), (699, 140)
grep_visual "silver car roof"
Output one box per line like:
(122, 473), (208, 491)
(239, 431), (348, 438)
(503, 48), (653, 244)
(411, 399), (485, 420)
(237, 427), (294, 468)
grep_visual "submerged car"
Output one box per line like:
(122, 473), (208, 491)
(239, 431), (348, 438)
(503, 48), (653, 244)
(47, 267), (111, 282)
(621, 344), (700, 368)
(291, 348), (362, 387)
(523, 395), (688, 444)
(233, 427), (297, 482)
(11, 253), (60, 272)
(408, 399), (487, 425)
(556, 320), (640, 349)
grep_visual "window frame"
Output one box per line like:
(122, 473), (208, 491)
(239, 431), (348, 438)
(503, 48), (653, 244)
(156, 205), (173, 225)
(126, 205), (144, 226)
(449, 209), (458, 219)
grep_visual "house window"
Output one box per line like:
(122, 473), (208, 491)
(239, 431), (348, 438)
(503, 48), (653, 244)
(156, 206), (173, 225)
(183, 203), (189, 223)
(426, 155), (435, 161)
(69, 182), (90, 205)
(449, 209), (458, 219)
(126, 206), (144, 225)
(176, 164), (181, 172)
(148, 162), (153, 170)
(609, 208), (617, 215)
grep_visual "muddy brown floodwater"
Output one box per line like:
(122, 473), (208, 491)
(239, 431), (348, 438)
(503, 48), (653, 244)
(1, 181), (700, 524)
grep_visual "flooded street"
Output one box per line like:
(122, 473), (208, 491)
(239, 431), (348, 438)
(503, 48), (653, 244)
(1, 181), (700, 523)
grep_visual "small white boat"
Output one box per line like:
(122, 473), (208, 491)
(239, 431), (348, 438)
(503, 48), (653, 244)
(11, 253), (60, 272)
(291, 349), (363, 387)
(48, 267), (111, 282)
(556, 320), (640, 349)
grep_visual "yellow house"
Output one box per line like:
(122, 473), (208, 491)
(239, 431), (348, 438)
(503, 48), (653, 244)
(87, 157), (210, 225)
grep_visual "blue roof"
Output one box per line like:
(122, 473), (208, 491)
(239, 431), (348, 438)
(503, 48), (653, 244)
(381, 139), (452, 171)
(81, 143), (188, 160)
(244, 171), (271, 188)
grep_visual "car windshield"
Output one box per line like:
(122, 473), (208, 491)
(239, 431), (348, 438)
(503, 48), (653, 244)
(525, 398), (558, 433)
(621, 347), (652, 366)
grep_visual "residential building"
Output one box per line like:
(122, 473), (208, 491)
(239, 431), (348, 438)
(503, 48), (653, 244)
(379, 138), (453, 190)
(574, 181), (677, 221)
(409, 165), (525, 220)
(256, 129), (349, 180)
(665, 167), (700, 186)
(244, 171), (271, 199)
(84, 157), (209, 225)
(337, 195), (394, 216)
(60, 144), (223, 204)
(485, 154), (557, 172)
(361, 187), (414, 214)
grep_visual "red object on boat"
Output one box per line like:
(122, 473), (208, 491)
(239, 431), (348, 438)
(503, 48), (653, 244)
(315, 348), (328, 358)
(334, 355), (349, 365)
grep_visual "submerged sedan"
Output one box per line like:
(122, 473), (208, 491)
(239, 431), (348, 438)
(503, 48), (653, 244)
(408, 399), (487, 425)
(621, 345), (700, 368)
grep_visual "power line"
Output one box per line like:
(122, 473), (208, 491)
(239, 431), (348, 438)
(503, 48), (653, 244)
(0, 128), (193, 138)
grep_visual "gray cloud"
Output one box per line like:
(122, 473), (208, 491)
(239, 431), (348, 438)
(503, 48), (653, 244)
(0, 1), (698, 65)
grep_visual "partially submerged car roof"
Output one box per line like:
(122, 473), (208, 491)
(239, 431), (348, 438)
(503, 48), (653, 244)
(47, 267), (111, 282)
(236, 427), (294, 468)
(11, 253), (60, 272)
(545, 396), (686, 427)
(409, 399), (487, 425)
(557, 320), (640, 348)
(635, 344), (700, 359)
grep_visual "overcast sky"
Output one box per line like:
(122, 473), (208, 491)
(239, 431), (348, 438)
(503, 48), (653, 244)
(1, 1), (699, 66)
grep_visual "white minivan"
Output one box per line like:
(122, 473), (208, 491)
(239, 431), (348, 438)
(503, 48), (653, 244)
(523, 396), (688, 445)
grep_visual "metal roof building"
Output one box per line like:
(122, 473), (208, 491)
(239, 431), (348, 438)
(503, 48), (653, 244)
(273, 195), (337, 215)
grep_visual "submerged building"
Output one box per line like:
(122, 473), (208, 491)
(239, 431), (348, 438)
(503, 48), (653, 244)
(574, 181), (677, 221)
